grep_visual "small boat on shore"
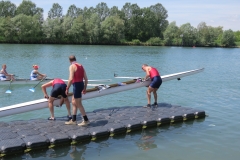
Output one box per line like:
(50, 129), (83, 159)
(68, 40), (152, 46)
(0, 68), (204, 117)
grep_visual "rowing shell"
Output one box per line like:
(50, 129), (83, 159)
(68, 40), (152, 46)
(0, 78), (111, 85)
(0, 78), (54, 85)
(0, 68), (204, 117)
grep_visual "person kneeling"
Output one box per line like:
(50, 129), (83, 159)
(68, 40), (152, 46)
(41, 78), (72, 120)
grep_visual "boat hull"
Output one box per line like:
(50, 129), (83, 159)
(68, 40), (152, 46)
(0, 78), (53, 85)
(0, 68), (204, 117)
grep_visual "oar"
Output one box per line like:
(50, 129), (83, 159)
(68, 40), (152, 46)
(62, 79), (112, 82)
(29, 77), (46, 92)
(114, 73), (140, 79)
(5, 79), (13, 94)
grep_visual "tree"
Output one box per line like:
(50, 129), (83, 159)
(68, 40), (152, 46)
(43, 18), (63, 43)
(101, 15), (125, 43)
(0, 0), (16, 17)
(109, 6), (124, 18)
(121, 3), (142, 41)
(12, 13), (42, 43)
(179, 23), (197, 46)
(149, 3), (169, 38)
(221, 29), (235, 47)
(16, 0), (43, 16)
(66, 4), (82, 19)
(82, 6), (95, 20)
(61, 16), (74, 42)
(68, 15), (87, 43)
(234, 31), (240, 42)
(48, 3), (63, 19)
(95, 2), (109, 22)
(85, 13), (101, 44)
(163, 21), (180, 45)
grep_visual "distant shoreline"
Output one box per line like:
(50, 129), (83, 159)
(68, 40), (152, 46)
(0, 42), (239, 48)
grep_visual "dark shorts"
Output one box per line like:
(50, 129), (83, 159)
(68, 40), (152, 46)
(51, 84), (67, 98)
(73, 81), (84, 98)
(150, 76), (162, 89)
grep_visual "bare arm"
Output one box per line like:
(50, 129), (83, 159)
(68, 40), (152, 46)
(41, 80), (53, 98)
(2, 70), (13, 76)
(145, 67), (150, 80)
(66, 65), (74, 95)
(35, 70), (46, 77)
(82, 69), (88, 94)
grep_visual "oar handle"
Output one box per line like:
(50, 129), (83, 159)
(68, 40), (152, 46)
(32, 76), (47, 88)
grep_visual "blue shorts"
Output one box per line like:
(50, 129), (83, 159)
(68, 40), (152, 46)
(73, 82), (84, 98)
(51, 84), (67, 98)
(150, 76), (162, 89)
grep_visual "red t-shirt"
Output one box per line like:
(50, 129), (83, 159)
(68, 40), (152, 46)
(72, 64), (84, 83)
(149, 67), (160, 79)
(52, 78), (65, 87)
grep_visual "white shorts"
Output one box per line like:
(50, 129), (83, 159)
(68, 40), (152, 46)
(30, 77), (38, 80)
(0, 77), (7, 81)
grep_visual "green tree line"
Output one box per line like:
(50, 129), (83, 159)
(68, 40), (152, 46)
(0, 0), (239, 47)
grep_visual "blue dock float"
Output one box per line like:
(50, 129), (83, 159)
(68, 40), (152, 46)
(0, 103), (205, 157)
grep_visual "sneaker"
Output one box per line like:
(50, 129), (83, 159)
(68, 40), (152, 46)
(78, 120), (90, 126)
(67, 115), (72, 121)
(143, 104), (151, 108)
(153, 102), (158, 107)
(65, 119), (77, 125)
(48, 117), (56, 121)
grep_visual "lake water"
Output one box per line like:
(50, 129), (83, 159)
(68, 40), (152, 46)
(0, 44), (239, 159)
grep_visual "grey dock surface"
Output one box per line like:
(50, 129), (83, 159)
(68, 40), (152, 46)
(0, 103), (205, 157)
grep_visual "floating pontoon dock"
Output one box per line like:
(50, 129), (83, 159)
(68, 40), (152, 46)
(0, 103), (205, 157)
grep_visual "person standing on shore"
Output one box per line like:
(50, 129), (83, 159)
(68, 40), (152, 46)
(65, 55), (90, 126)
(41, 78), (72, 121)
(141, 64), (162, 107)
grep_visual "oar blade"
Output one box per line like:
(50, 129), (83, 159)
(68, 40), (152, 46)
(29, 88), (35, 92)
(5, 90), (12, 94)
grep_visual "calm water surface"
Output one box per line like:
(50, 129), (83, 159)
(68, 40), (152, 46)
(0, 44), (239, 160)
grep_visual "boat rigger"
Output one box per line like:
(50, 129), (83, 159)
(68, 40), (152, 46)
(0, 68), (204, 118)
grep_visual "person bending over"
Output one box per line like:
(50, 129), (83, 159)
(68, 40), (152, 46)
(41, 78), (72, 120)
(142, 64), (162, 108)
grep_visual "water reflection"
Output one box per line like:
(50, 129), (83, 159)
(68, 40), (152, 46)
(69, 145), (87, 160)
(136, 128), (159, 151)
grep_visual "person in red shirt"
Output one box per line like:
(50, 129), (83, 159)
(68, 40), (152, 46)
(142, 64), (162, 108)
(41, 78), (72, 120)
(65, 55), (90, 126)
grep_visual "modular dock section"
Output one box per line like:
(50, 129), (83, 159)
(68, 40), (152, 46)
(0, 103), (205, 157)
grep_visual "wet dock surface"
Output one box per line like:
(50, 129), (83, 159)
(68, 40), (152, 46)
(0, 103), (205, 157)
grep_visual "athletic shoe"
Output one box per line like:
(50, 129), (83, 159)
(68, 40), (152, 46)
(65, 119), (77, 125)
(48, 117), (56, 121)
(153, 102), (158, 107)
(67, 115), (72, 121)
(143, 104), (151, 108)
(78, 120), (90, 126)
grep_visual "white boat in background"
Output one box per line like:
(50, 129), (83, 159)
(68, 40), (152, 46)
(0, 68), (204, 117)
(0, 78), (54, 85)
(0, 78), (112, 85)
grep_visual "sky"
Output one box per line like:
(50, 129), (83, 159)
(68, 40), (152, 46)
(10, 0), (240, 31)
